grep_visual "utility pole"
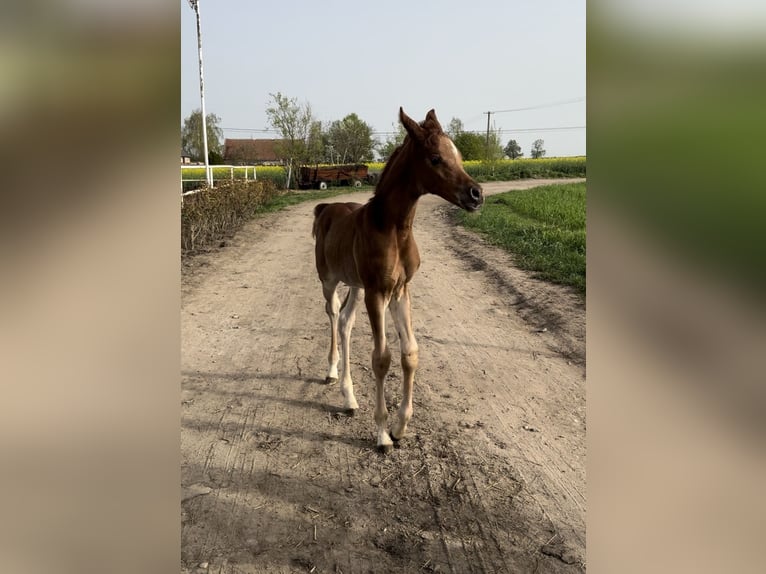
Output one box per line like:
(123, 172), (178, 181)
(189, 0), (212, 187)
(484, 111), (492, 161)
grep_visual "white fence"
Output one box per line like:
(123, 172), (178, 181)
(181, 165), (260, 197)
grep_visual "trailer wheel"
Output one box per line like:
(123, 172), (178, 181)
(318, 181), (327, 190)
(353, 180), (362, 188)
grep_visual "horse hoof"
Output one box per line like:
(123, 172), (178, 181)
(377, 443), (394, 454)
(391, 435), (402, 448)
(324, 377), (338, 385)
(344, 408), (357, 417)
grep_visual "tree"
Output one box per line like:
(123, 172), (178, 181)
(453, 130), (503, 161)
(305, 120), (325, 165)
(327, 113), (375, 164)
(484, 130), (505, 162)
(504, 139), (523, 159)
(453, 132), (486, 160)
(446, 117), (464, 139)
(376, 123), (406, 161)
(531, 139), (546, 159)
(181, 109), (224, 162)
(265, 92), (314, 187)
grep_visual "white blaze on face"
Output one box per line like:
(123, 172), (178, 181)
(448, 140), (461, 164)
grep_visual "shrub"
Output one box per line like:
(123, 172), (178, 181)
(181, 180), (279, 253)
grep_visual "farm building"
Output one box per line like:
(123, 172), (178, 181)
(223, 139), (284, 165)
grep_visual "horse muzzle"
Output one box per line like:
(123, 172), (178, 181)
(460, 184), (484, 212)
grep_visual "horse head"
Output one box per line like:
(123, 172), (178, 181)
(399, 107), (484, 211)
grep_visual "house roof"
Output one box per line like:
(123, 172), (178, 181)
(223, 139), (283, 163)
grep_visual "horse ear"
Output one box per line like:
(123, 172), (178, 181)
(400, 107), (424, 142)
(424, 109), (443, 133)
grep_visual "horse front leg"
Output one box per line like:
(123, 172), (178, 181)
(389, 284), (418, 442)
(365, 290), (393, 452)
(322, 281), (341, 384)
(338, 287), (363, 413)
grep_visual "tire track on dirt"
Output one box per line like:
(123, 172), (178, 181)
(182, 179), (585, 573)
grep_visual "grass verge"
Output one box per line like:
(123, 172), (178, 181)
(454, 182), (586, 293)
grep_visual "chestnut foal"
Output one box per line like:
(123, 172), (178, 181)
(312, 108), (483, 452)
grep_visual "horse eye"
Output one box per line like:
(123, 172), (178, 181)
(430, 155), (442, 166)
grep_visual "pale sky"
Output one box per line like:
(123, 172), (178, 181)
(181, 0), (586, 157)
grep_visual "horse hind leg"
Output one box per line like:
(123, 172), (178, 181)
(338, 287), (362, 414)
(322, 281), (341, 384)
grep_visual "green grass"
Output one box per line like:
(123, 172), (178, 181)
(455, 182), (586, 293)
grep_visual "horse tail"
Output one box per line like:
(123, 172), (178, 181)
(312, 203), (329, 238)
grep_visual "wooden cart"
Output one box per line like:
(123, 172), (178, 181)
(298, 164), (370, 190)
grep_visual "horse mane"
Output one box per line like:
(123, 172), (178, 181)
(373, 138), (408, 196)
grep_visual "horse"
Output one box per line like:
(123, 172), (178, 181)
(312, 107), (483, 452)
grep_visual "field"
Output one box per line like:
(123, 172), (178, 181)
(367, 156), (585, 183)
(182, 165), (287, 191)
(463, 156), (585, 181)
(455, 182), (586, 293)
(182, 157), (586, 191)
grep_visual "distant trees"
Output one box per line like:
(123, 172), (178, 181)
(181, 94), (561, 180)
(504, 139), (523, 159)
(181, 109), (224, 163)
(531, 139), (546, 159)
(264, 94), (377, 173)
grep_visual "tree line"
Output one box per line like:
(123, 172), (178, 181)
(181, 92), (546, 167)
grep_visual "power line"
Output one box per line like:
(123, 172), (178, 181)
(221, 97), (586, 137)
(223, 126), (586, 137)
(491, 97), (585, 114)
(483, 97), (585, 154)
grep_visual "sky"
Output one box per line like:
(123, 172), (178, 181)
(181, 0), (586, 158)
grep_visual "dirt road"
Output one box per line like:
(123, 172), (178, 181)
(181, 179), (586, 573)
